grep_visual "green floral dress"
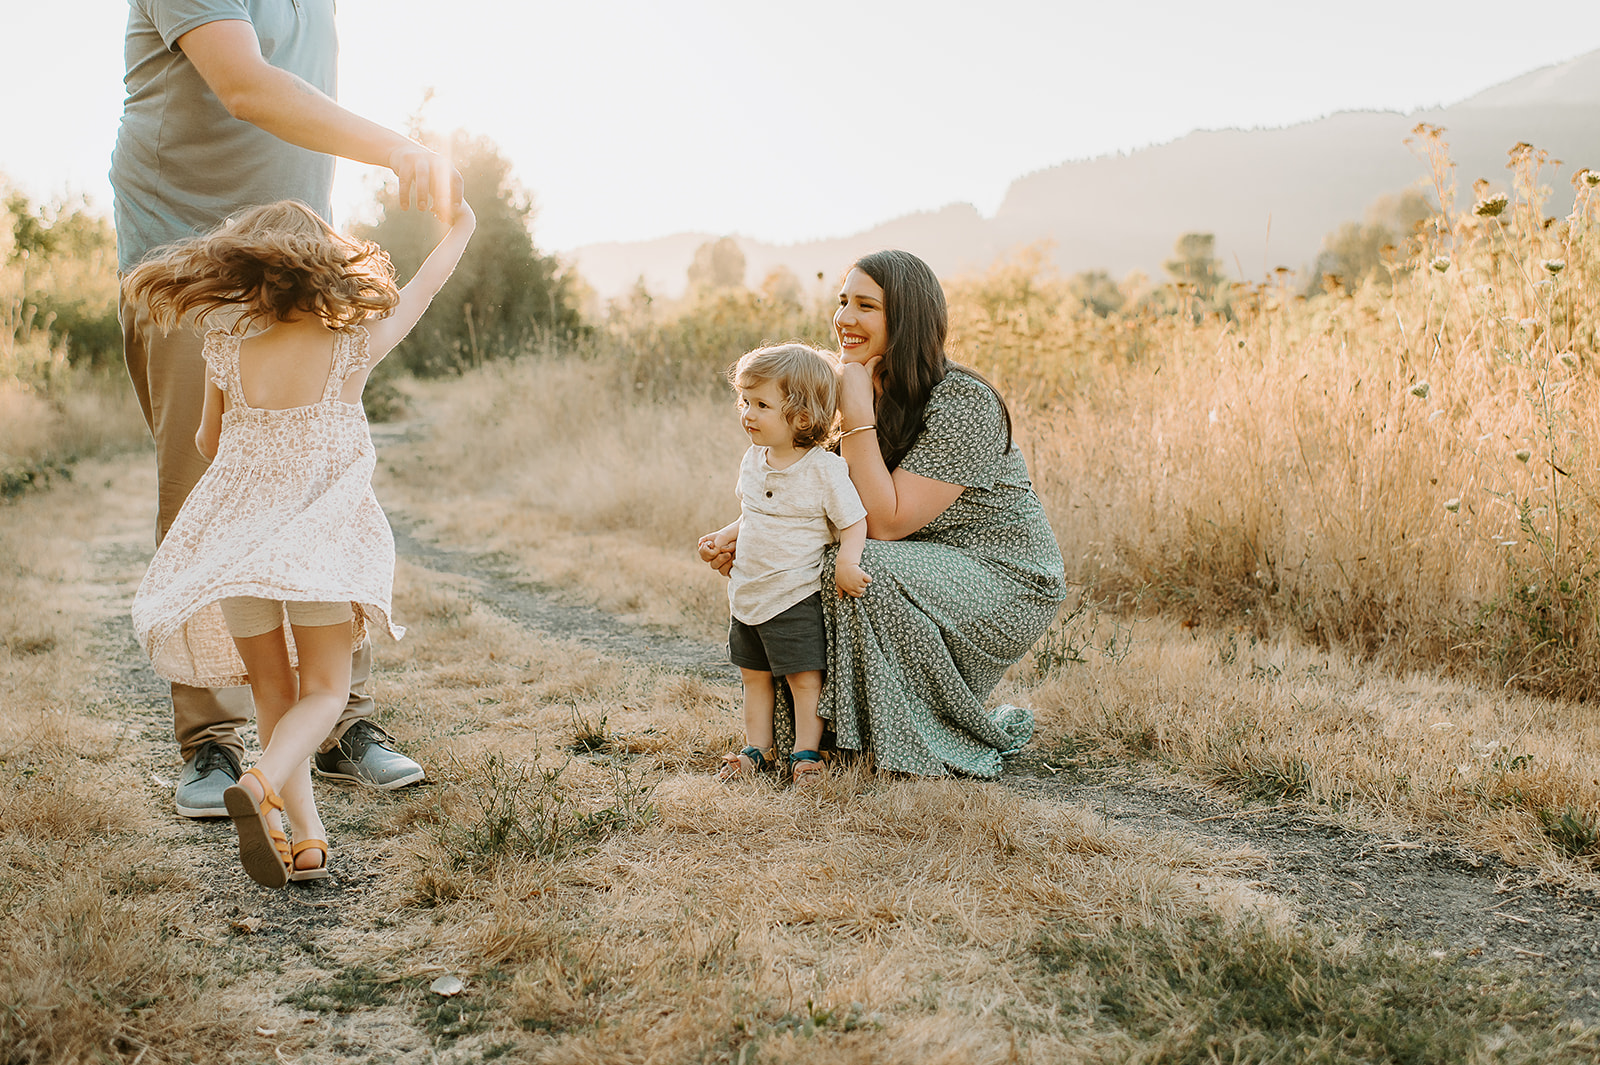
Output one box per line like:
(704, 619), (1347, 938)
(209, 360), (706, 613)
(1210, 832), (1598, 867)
(777, 369), (1068, 776)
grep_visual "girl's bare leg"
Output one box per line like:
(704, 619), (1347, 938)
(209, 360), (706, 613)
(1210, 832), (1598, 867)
(231, 620), (351, 870)
(228, 626), (296, 849)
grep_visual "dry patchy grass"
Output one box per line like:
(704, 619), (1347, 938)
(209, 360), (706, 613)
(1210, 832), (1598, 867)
(4, 449), (1593, 1061)
(10, 134), (1600, 1059)
(387, 348), (1600, 888)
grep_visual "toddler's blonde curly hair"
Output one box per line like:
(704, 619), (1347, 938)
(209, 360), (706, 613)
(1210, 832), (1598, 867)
(731, 342), (840, 449)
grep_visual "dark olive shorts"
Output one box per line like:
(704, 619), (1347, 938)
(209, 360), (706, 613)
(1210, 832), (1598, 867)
(729, 592), (826, 677)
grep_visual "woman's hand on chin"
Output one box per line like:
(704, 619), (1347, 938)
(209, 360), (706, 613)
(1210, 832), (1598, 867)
(837, 356), (880, 427)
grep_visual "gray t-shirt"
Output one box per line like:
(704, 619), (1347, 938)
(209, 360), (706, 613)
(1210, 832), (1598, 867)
(111, 0), (338, 271)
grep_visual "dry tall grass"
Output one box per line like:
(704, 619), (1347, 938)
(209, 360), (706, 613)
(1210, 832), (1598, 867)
(977, 134), (1600, 701)
(2, 205), (148, 495)
(6, 463), (1589, 1062)
(9, 134), (1600, 1061)
(4, 429), (1597, 1061)
(379, 133), (1600, 882)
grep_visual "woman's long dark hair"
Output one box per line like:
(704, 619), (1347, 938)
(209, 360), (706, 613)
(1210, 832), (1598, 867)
(853, 249), (1013, 470)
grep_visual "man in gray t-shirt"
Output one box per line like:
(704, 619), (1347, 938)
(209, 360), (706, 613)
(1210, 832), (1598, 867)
(112, 0), (461, 819)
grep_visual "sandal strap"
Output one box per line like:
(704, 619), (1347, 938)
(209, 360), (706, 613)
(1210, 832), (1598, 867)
(788, 749), (826, 766)
(291, 838), (328, 858)
(742, 745), (774, 771)
(243, 766), (284, 814)
(270, 826), (291, 863)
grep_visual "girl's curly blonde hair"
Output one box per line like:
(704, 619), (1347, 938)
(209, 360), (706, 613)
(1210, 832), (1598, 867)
(731, 342), (840, 449)
(121, 200), (400, 332)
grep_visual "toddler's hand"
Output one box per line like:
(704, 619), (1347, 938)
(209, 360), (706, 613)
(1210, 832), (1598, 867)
(835, 561), (872, 598)
(698, 533), (736, 577)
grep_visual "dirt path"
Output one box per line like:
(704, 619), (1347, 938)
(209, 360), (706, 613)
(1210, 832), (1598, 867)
(75, 450), (1600, 1028)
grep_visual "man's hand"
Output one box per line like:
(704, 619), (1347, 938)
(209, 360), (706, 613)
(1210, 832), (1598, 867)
(388, 144), (463, 218)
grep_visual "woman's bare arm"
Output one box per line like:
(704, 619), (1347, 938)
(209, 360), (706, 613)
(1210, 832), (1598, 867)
(837, 359), (963, 540)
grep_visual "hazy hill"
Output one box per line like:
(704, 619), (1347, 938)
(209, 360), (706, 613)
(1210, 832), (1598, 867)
(570, 49), (1600, 300)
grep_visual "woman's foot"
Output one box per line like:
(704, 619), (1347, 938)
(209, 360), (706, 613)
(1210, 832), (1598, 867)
(289, 838), (331, 882)
(222, 767), (292, 888)
(716, 745), (774, 782)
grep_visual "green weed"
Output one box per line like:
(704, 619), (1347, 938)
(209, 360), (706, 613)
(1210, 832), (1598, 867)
(433, 752), (656, 873)
(1225, 753), (1315, 803)
(1032, 597), (1137, 679)
(1539, 806), (1600, 860)
(568, 710), (610, 755)
(1032, 918), (1592, 1063)
(284, 965), (390, 1014)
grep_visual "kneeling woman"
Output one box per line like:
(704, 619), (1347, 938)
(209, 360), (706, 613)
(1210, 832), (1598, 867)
(714, 249), (1068, 777)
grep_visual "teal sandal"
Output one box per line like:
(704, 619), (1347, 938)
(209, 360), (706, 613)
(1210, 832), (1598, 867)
(717, 745), (774, 782)
(789, 749), (831, 785)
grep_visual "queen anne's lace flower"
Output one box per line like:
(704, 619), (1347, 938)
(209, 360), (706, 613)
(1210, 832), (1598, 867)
(1473, 193), (1509, 218)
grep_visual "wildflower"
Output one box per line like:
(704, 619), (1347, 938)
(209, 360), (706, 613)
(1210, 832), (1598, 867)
(1515, 448), (1532, 463)
(1543, 258), (1566, 275)
(1430, 255), (1451, 272)
(1444, 498), (1460, 512)
(1409, 381), (1431, 399)
(1473, 193), (1509, 217)
(1559, 351), (1579, 369)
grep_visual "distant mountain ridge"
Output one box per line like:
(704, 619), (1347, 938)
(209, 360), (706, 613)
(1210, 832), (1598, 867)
(569, 50), (1600, 301)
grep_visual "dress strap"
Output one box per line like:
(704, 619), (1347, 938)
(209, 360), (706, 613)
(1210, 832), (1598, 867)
(322, 326), (373, 402)
(201, 330), (248, 408)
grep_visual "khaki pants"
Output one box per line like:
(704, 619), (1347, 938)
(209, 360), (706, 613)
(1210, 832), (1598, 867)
(120, 295), (377, 763)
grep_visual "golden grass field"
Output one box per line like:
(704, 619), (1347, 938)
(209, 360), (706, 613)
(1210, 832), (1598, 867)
(5, 135), (1600, 1061)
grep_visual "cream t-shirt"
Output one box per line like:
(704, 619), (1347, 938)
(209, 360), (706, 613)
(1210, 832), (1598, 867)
(729, 446), (867, 625)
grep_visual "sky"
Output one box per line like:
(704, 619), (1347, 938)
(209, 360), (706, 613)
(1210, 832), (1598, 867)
(7, 1), (1600, 254)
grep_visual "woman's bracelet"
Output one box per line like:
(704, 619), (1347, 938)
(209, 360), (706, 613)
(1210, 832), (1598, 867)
(838, 424), (876, 442)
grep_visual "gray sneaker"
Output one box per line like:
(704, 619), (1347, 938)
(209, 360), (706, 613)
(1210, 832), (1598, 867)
(175, 740), (242, 818)
(313, 720), (425, 789)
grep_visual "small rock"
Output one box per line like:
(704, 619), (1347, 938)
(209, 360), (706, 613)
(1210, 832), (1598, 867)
(231, 916), (263, 934)
(430, 974), (465, 996)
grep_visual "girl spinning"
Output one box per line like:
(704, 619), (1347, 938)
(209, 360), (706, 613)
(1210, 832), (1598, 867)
(129, 197), (474, 887)
(698, 343), (871, 784)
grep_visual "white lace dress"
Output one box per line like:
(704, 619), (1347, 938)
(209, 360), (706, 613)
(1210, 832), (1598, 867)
(132, 326), (404, 687)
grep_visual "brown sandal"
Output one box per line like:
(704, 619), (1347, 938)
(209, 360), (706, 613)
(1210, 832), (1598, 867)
(716, 745), (775, 782)
(223, 767), (291, 888)
(289, 838), (330, 882)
